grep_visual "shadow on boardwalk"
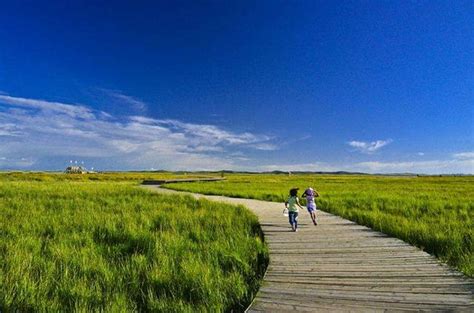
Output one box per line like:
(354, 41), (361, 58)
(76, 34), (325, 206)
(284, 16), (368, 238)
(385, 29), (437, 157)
(143, 185), (474, 312)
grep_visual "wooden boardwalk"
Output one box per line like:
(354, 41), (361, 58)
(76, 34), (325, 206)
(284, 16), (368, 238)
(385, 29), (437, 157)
(144, 186), (474, 312)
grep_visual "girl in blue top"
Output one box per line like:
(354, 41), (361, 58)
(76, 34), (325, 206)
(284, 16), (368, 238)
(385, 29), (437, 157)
(302, 187), (320, 225)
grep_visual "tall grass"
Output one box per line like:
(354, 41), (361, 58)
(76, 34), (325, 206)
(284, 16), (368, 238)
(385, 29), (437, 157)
(0, 181), (268, 311)
(166, 174), (474, 276)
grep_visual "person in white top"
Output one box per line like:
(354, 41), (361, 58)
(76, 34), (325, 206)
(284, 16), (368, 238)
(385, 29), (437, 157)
(302, 187), (320, 225)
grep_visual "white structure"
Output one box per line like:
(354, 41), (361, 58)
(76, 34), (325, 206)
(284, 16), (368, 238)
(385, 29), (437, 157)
(65, 166), (87, 174)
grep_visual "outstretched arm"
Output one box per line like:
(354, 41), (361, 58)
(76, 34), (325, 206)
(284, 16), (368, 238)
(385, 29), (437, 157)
(314, 190), (320, 197)
(296, 197), (305, 209)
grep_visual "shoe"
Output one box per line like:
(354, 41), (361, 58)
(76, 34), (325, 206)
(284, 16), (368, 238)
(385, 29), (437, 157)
(313, 221), (318, 226)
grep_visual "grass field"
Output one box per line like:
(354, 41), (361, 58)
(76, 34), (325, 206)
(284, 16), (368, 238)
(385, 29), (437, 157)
(0, 171), (211, 182)
(165, 173), (474, 277)
(0, 177), (268, 312)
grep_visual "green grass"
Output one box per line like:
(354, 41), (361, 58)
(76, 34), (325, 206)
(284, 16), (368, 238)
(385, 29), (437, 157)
(165, 173), (474, 276)
(0, 171), (212, 182)
(0, 180), (268, 312)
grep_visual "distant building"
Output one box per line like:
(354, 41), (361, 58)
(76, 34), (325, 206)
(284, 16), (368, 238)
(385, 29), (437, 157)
(65, 166), (87, 174)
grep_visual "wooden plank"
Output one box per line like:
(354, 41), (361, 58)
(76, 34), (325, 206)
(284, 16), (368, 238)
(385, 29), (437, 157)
(258, 287), (473, 305)
(251, 296), (469, 312)
(258, 282), (473, 294)
(264, 279), (474, 287)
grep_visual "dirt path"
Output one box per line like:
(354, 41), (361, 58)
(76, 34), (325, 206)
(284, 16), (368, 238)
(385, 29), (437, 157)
(143, 185), (474, 312)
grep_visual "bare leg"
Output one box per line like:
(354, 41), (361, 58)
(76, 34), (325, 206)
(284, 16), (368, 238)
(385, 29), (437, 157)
(311, 211), (317, 225)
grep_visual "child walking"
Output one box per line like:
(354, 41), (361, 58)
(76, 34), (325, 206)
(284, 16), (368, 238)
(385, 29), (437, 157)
(285, 188), (304, 232)
(302, 187), (320, 225)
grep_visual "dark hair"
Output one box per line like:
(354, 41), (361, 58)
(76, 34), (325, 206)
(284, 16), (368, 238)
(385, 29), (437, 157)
(289, 188), (299, 197)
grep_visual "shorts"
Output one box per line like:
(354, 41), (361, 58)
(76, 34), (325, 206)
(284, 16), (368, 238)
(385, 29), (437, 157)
(307, 203), (317, 213)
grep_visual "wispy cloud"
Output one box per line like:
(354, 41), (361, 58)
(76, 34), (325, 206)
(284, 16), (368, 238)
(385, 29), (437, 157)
(252, 143), (278, 151)
(1, 93), (472, 174)
(0, 94), (275, 170)
(102, 89), (148, 112)
(154, 119), (271, 146)
(258, 162), (341, 172)
(348, 139), (392, 154)
(356, 158), (473, 174)
(453, 152), (474, 160)
(0, 156), (35, 169)
(258, 157), (473, 174)
(0, 94), (95, 119)
(0, 123), (24, 136)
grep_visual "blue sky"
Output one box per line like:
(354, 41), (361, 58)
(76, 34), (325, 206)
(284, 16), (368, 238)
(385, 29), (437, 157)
(0, 1), (472, 173)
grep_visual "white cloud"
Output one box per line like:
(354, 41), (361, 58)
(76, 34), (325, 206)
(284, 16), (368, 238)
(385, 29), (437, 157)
(156, 119), (271, 146)
(0, 94), (95, 119)
(417, 152), (425, 156)
(0, 94), (275, 170)
(0, 156), (35, 169)
(356, 159), (474, 174)
(0, 123), (24, 136)
(253, 143), (278, 151)
(257, 155), (474, 174)
(1, 93), (471, 174)
(258, 162), (342, 172)
(453, 152), (474, 160)
(348, 139), (392, 154)
(103, 89), (147, 112)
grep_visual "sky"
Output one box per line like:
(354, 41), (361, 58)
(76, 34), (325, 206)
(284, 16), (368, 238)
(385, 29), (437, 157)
(0, 0), (472, 173)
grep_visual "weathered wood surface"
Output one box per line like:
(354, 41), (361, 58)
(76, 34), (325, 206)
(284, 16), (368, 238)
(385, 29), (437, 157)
(143, 186), (474, 312)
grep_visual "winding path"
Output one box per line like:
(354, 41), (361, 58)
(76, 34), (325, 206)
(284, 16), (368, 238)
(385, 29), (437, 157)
(143, 185), (474, 312)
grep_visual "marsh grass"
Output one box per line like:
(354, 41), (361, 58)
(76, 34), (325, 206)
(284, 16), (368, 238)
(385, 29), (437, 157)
(166, 174), (474, 276)
(0, 180), (268, 311)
